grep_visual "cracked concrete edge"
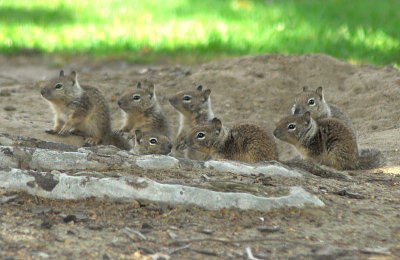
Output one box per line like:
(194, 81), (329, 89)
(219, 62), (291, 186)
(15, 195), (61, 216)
(203, 160), (303, 178)
(0, 168), (324, 211)
(0, 145), (304, 178)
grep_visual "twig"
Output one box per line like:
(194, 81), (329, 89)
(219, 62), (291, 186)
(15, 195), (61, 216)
(168, 236), (320, 246)
(246, 247), (261, 260)
(124, 227), (147, 241)
(167, 243), (192, 255)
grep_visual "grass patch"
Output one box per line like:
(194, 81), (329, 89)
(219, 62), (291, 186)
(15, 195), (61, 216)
(0, 0), (399, 65)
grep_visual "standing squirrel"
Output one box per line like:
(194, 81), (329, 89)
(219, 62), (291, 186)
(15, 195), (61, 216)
(273, 111), (384, 170)
(132, 130), (172, 155)
(116, 80), (170, 137)
(291, 86), (356, 135)
(169, 85), (215, 160)
(40, 70), (129, 150)
(186, 118), (278, 163)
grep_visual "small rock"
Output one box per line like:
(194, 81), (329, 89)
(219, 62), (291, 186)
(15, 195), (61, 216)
(314, 245), (347, 259)
(0, 195), (18, 204)
(40, 219), (53, 229)
(0, 90), (11, 97)
(139, 68), (149, 74)
(4, 106), (16, 111)
(32, 252), (49, 259)
(168, 231), (178, 239)
(141, 222), (153, 229)
(257, 225), (280, 233)
(360, 246), (390, 255)
(32, 206), (52, 214)
(334, 190), (365, 199)
(62, 215), (77, 223)
(199, 228), (214, 235)
(139, 246), (154, 254)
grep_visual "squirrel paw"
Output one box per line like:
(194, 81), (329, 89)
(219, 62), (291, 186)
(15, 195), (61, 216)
(45, 129), (58, 135)
(85, 137), (100, 146)
(113, 129), (124, 136)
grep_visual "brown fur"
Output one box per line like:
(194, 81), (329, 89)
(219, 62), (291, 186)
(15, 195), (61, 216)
(40, 70), (130, 150)
(273, 112), (383, 170)
(133, 130), (172, 155)
(117, 80), (170, 137)
(292, 86), (356, 135)
(169, 85), (214, 160)
(186, 118), (278, 163)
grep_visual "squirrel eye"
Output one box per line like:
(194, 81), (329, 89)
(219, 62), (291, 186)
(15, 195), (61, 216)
(132, 95), (141, 101)
(308, 98), (315, 105)
(288, 123), (296, 130)
(183, 95), (192, 102)
(149, 138), (158, 145)
(54, 83), (63, 89)
(197, 132), (205, 139)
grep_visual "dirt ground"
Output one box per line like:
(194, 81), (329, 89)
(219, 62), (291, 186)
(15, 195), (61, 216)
(0, 54), (400, 259)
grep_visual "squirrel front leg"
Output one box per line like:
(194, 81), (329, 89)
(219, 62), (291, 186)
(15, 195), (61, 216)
(46, 115), (64, 135)
(58, 110), (86, 136)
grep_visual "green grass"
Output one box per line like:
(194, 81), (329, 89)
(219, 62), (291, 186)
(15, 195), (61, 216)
(0, 0), (399, 65)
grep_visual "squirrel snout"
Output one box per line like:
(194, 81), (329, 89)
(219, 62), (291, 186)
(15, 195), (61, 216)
(40, 88), (47, 96)
(117, 100), (122, 107)
(168, 143), (173, 150)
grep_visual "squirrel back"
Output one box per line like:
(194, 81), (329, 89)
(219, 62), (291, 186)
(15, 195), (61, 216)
(292, 86), (356, 135)
(186, 118), (278, 163)
(117, 80), (170, 137)
(169, 85), (215, 160)
(40, 70), (129, 149)
(273, 112), (384, 170)
(132, 130), (172, 155)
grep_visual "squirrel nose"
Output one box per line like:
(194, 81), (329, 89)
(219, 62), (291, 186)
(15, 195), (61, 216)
(273, 128), (278, 137)
(40, 89), (47, 96)
(168, 143), (172, 150)
(294, 107), (300, 114)
(117, 100), (122, 106)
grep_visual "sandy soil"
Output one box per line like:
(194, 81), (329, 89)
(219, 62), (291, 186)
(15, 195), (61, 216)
(0, 54), (400, 259)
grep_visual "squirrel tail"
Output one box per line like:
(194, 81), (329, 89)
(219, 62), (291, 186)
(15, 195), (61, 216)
(358, 148), (386, 170)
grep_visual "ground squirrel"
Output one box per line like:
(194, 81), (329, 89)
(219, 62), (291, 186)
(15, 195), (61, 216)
(291, 86), (356, 135)
(186, 118), (278, 163)
(40, 70), (129, 150)
(169, 85), (215, 160)
(273, 111), (383, 170)
(117, 80), (170, 137)
(132, 130), (172, 155)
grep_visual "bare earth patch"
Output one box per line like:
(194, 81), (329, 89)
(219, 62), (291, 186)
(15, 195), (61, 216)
(0, 54), (400, 259)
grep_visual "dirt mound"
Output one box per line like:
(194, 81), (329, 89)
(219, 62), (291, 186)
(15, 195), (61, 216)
(0, 54), (400, 259)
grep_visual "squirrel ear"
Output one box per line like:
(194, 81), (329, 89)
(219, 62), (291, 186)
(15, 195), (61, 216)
(148, 82), (155, 95)
(316, 86), (324, 99)
(70, 70), (78, 85)
(212, 118), (222, 133)
(202, 89), (211, 100)
(70, 70), (77, 78)
(197, 85), (203, 91)
(136, 82), (142, 89)
(135, 130), (143, 143)
(302, 86), (308, 92)
(59, 70), (65, 77)
(302, 111), (311, 124)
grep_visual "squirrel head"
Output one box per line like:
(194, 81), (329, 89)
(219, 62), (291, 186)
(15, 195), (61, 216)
(133, 130), (172, 155)
(186, 117), (223, 154)
(291, 86), (327, 117)
(273, 111), (314, 145)
(40, 70), (82, 101)
(117, 80), (157, 113)
(168, 85), (212, 118)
